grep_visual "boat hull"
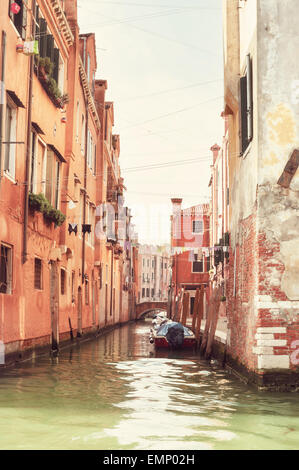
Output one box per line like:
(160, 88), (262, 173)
(154, 336), (197, 349)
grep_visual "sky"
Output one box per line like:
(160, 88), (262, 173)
(77, 0), (224, 245)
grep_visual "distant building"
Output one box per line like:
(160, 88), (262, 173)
(138, 245), (170, 303)
(170, 199), (210, 316)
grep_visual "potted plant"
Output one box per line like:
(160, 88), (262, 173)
(29, 192), (48, 212)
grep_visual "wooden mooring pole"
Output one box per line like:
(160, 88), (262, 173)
(181, 292), (190, 326)
(205, 288), (222, 359)
(195, 287), (204, 344)
(199, 287), (221, 356)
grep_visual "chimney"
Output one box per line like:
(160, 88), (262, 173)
(64, 0), (78, 23)
(171, 198), (182, 215)
(210, 144), (220, 164)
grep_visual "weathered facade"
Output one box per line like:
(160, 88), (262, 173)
(0, 0), (137, 366)
(209, 135), (229, 317)
(223, 0), (299, 389)
(170, 198), (210, 317)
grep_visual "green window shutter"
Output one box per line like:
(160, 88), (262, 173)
(239, 76), (248, 155)
(53, 48), (59, 83)
(246, 54), (253, 142)
(21, 1), (27, 40)
(46, 34), (54, 64)
(39, 18), (47, 58)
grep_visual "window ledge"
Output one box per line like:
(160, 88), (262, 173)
(3, 171), (16, 184)
(241, 140), (253, 160)
(9, 19), (22, 39)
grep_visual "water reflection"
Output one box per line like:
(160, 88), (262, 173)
(0, 321), (298, 450)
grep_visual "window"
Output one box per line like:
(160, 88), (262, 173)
(81, 115), (85, 154)
(45, 149), (61, 207)
(34, 258), (42, 290)
(9, 0), (27, 39)
(85, 279), (89, 305)
(93, 144), (97, 176)
(54, 160), (61, 209)
(146, 288), (149, 297)
(61, 269), (66, 295)
(76, 101), (80, 143)
(71, 271), (75, 303)
(4, 99), (17, 179)
(35, 11), (64, 94)
(30, 132), (37, 193)
(192, 220), (203, 234)
(240, 54), (253, 155)
(0, 244), (12, 294)
(151, 288), (154, 298)
(87, 131), (94, 171)
(192, 254), (203, 273)
(142, 288), (145, 298)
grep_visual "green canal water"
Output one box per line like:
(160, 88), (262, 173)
(0, 320), (299, 450)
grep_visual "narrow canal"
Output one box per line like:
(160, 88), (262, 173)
(1, 320), (299, 450)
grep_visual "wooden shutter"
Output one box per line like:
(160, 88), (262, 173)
(239, 76), (248, 155)
(53, 48), (59, 83)
(246, 54), (253, 142)
(21, 1), (27, 40)
(39, 18), (47, 58)
(46, 35), (54, 64)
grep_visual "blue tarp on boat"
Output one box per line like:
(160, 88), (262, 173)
(157, 322), (193, 337)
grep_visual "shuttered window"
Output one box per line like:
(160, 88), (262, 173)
(61, 269), (66, 295)
(240, 54), (253, 155)
(9, 0), (27, 39)
(34, 258), (42, 290)
(192, 254), (203, 273)
(0, 244), (13, 294)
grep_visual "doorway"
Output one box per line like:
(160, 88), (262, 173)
(77, 286), (82, 337)
(49, 261), (59, 351)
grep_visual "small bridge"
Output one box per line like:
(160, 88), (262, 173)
(136, 301), (168, 320)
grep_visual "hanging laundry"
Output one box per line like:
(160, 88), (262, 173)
(23, 40), (39, 56)
(10, 2), (21, 14)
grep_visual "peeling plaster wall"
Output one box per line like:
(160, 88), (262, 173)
(225, 0), (299, 381)
(257, 0), (299, 303)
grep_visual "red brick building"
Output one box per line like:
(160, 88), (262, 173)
(170, 198), (210, 317)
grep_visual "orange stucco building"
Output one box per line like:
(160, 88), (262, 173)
(0, 0), (138, 365)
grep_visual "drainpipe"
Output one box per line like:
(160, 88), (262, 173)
(23, 0), (36, 264)
(82, 99), (88, 284)
(0, 31), (6, 193)
(110, 244), (114, 319)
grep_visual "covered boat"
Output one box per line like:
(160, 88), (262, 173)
(149, 318), (196, 350)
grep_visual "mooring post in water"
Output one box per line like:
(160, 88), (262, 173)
(68, 317), (74, 341)
(195, 287), (204, 343)
(174, 289), (184, 322)
(200, 288), (215, 355)
(192, 288), (200, 331)
(205, 288), (221, 359)
(181, 292), (189, 326)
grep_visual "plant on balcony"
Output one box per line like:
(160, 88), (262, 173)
(29, 192), (49, 212)
(35, 55), (67, 109)
(29, 192), (66, 227)
(35, 56), (54, 81)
